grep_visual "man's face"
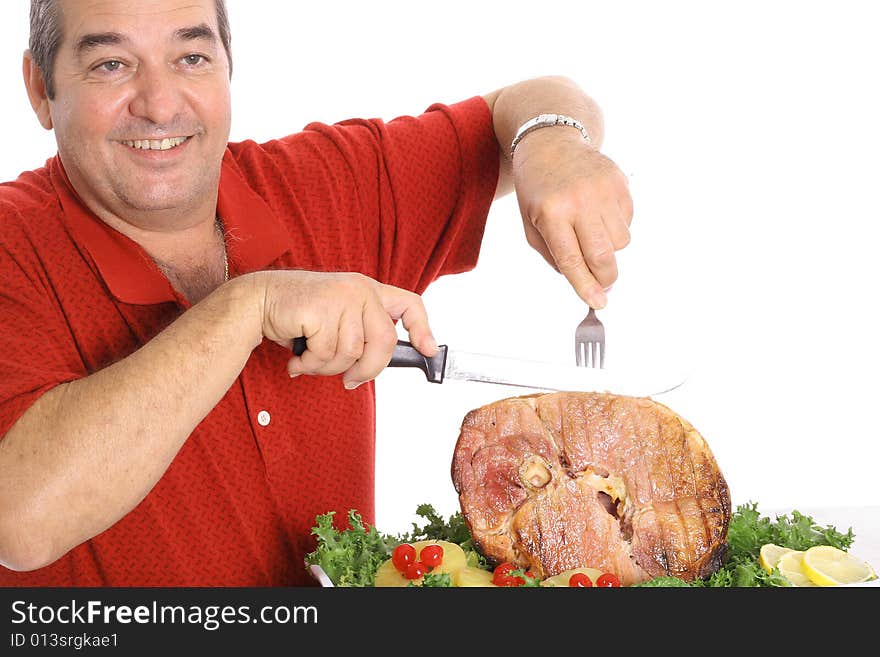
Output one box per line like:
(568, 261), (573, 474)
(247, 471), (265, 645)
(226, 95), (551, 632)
(45, 0), (231, 224)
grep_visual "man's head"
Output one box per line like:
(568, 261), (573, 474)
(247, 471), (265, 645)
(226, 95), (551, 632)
(23, 1), (234, 228)
(29, 0), (233, 99)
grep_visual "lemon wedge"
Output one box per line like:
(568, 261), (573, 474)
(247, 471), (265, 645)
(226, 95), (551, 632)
(801, 545), (876, 586)
(776, 551), (817, 587)
(759, 543), (795, 573)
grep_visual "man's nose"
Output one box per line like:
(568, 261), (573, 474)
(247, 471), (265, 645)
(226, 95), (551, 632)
(127, 65), (184, 127)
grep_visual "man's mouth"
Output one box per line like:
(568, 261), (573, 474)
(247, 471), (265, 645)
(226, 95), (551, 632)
(119, 136), (190, 151)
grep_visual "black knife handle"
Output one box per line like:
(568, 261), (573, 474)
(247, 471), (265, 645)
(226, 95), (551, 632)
(291, 337), (447, 383)
(390, 340), (447, 383)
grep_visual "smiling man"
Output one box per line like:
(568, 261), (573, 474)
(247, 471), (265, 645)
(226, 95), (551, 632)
(0, 0), (633, 586)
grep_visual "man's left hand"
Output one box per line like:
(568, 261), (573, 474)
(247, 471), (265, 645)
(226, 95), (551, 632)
(511, 128), (633, 309)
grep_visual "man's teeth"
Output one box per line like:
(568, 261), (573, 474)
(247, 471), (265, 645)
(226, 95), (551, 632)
(121, 136), (189, 151)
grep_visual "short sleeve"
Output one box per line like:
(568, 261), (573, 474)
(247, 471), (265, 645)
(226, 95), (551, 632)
(0, 211), (85, 439)
(227, 96), (499, 294)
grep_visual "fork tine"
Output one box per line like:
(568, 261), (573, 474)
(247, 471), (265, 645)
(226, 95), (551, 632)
(574, 307), (605, 368)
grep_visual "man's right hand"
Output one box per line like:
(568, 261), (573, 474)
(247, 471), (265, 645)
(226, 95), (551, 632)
(252, 271), (437, 390)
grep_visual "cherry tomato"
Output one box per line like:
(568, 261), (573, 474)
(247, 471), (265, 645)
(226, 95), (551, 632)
(420, 544), (444, 569)
(568, 573), (593, 587)
(492, 562), (517, 585)
(595, 572), (621, 587)
(493, 562), (517, 576)
(495, 574), (523, 587)
(392, 544), (416, 573)
(404, 561), (427, 580)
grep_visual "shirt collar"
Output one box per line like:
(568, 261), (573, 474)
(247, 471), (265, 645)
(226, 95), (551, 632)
(48, 149), (291, 306)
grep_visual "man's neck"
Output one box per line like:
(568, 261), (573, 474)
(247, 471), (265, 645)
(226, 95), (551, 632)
(149, 217), (228, 305)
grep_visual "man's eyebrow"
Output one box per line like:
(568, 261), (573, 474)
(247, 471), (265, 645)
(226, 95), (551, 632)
(74, 32), (127, 57)
(174, 23), (218, 45)
(73, 24), (217, 58)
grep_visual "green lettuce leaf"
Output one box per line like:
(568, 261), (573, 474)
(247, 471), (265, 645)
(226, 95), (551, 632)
(305, 510), (393, 587)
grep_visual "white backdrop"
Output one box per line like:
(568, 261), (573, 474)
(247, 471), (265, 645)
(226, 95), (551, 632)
(1, 1), (879, 537)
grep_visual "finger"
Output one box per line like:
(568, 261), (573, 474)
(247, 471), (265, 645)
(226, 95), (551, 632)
(374, 283), (437, 356)
(618, 189), (634, 228)
(308, 311), (366, 377)
(288, 323), (340, 376)
(522, 222), (560, 273)
(343, 299), (397, 389)
(537, 218), (606, 308)
(604, 196), (632, 251)
(573, 213), (618, 292)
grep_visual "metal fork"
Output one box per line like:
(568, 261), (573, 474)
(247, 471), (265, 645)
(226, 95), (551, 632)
(575, 307), (605, 368)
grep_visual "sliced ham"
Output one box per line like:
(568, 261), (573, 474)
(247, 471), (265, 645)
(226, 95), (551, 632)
(451, 392), (731, 585)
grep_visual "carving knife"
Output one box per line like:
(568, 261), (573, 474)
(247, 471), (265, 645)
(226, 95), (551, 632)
(293, 337), (685, 397)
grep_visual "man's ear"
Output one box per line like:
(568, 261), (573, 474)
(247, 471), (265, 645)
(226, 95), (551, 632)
(23, 50), (53, 130)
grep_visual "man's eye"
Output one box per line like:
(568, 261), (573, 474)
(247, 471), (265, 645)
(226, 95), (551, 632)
(97, 60), (123, 73)
(182, 54), (205, 66)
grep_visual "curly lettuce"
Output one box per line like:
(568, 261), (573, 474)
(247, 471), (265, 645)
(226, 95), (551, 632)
(304, 510), (393, 587)
(636, 501), (856, 587)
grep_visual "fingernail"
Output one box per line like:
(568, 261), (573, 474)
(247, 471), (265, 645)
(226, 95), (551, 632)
(425, 336), (438, 354)
(289, 372), (300, 379)
(344, 380), (362, 390)
(592, 290), (607, 308)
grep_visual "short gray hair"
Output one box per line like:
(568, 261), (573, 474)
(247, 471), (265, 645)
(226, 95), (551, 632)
(29, 0), (233, 99)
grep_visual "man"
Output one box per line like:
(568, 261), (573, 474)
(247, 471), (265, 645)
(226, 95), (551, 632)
(0, 0), (632, 586)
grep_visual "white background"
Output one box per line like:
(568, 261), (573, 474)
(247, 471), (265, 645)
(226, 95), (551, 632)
(1, 1), (879, 539)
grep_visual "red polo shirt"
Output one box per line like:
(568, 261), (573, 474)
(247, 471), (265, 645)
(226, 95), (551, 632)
(0, 96), (498, 586)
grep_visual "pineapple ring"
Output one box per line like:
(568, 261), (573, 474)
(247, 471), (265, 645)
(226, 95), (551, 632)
(374, 540), (468, 587)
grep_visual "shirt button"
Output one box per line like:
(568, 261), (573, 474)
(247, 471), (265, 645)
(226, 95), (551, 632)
(257, 410), (271, 427)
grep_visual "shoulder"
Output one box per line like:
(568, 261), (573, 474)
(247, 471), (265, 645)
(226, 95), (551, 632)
(0, 162), (64, 267)
(0, 161), (60, 230)
(222, 129), (375, 203)
(225, 96), (493, 170)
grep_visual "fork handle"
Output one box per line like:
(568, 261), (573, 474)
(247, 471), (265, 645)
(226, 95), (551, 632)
(292, 337), (448, 383)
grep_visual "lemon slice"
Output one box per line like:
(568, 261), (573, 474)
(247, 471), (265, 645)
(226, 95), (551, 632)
(759, 543), (795, 573)
(801, 545), (875, 586)
(776, 551), (817, 587)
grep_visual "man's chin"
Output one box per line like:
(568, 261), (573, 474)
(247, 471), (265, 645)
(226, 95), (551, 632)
(114, 183), (205, 215)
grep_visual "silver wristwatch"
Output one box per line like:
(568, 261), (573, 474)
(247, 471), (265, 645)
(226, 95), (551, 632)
(510, 113), (591, 158)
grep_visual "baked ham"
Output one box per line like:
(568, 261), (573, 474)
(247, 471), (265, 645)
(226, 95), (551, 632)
(451, 392), (731, 585)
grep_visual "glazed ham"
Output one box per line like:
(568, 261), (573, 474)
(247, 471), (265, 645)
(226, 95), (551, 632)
(451, 392), (731, 585)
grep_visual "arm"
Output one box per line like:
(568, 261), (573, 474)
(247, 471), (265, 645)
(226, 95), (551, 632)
(0, 271), (435, 571)
(483, 76), (633, 308)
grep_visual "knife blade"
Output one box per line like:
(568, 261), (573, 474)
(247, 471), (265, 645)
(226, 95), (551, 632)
(292, 337), (685, 397)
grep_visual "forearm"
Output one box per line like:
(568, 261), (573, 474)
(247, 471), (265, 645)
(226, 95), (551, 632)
(483, 75), (605, 198)
(0, 274), (265, 570)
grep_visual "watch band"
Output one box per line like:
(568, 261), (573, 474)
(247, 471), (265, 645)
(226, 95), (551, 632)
(510, 113), (591, 158)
